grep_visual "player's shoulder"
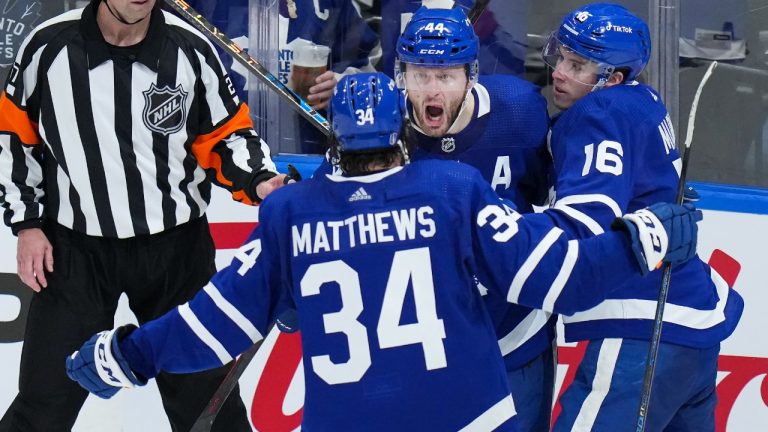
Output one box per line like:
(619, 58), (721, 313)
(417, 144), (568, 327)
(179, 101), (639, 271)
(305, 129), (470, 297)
(476, 75), (547, 116)
(477, 74), (543, 99)
(560, 83), (666, 131)
(405, 160), (486, 192)
(575, 82), (665, 116)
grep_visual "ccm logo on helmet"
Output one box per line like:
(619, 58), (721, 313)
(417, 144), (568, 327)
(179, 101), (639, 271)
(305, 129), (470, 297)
(418, 49), (445, 55)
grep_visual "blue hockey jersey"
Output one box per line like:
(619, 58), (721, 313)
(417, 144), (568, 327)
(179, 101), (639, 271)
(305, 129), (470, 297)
(545, 82), (743, 347)
(119, 160), (647, 431)
(409, 75), (555, 369)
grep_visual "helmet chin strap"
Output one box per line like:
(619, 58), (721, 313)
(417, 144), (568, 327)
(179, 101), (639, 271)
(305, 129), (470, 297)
(445, 85), (474, 135)
(104, 0), (149, 26)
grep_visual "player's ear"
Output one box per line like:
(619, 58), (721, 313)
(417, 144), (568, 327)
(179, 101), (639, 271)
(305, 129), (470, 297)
(605, 70), (625, 87)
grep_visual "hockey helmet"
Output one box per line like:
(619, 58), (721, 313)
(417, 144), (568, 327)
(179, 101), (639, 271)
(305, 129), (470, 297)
(395, 6), (479, 88)
(331, 72), (406, 154)
(542, 3), (651, 84)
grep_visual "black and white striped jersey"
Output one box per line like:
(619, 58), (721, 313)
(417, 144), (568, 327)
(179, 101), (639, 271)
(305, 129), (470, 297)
(0, 3), (278, 238)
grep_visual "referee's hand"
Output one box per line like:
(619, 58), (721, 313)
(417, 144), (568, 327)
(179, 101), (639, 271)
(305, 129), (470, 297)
(17, 228), (54, 292)
(256, 174), (289, 201)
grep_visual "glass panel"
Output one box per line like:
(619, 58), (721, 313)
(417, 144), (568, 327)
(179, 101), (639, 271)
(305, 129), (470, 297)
(0, 1), (71, 84)
(247, 0), (380, 155)
(680, 0), (768, 188)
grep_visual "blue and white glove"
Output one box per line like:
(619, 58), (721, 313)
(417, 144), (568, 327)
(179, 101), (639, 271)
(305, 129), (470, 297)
(614, 202), (702, 275)
(66, 325), (146, 399)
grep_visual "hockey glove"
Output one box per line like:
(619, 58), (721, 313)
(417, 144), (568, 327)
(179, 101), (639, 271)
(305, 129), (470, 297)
(66, 325), (146, 399)
(613, 203), (702, 275)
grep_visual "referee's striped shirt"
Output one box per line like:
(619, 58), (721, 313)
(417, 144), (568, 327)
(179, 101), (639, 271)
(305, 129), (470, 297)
(0, 3), (278, 238)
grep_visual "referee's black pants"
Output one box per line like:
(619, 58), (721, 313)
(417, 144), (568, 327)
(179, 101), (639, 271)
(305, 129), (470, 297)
(0, 217), (250, 431)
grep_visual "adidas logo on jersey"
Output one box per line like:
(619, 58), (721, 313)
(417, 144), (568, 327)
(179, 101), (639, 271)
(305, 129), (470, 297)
(349, 187), (372, 202)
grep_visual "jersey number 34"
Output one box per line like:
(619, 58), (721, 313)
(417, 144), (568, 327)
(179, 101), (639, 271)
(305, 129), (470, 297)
(301, 247), (447, 385)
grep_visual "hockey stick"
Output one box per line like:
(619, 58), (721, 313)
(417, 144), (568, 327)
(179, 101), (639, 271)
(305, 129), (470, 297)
(189, 310), (298, 431)
(467, 0), (491, 24)
(189, 337), (265, 432)
(163, 0), (331, 137)
(635, 60), (718, 432)
(467, 0), (491, 23)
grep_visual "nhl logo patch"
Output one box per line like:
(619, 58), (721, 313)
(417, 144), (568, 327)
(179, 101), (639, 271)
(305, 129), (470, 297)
(142, 83), (188, 135)
(441, 137), (456, 153)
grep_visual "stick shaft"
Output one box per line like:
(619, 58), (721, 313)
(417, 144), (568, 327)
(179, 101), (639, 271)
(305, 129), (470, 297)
(163, 0), (330, 136)
(635, 60), (718, 432)
(189, 338), (265, 432)
(467, 0), (491, 23)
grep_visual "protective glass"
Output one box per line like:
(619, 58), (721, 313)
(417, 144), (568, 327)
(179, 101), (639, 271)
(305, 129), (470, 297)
(542, 32), (613, 86)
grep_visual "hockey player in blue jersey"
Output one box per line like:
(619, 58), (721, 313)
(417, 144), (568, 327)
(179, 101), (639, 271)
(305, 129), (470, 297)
(65, 72), (702, 431)
(380, 0), (530, 78)
(540, 4), (744, 431)
(395, 7), (555, 430)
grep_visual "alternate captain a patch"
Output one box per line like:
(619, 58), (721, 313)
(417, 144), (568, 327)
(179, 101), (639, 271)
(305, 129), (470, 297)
(142, 83), (188, 135)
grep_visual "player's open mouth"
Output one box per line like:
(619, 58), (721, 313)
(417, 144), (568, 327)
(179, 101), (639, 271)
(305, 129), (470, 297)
(423, 105), (445, 127)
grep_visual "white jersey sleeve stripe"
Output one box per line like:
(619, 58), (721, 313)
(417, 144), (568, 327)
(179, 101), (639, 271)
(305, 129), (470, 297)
(542, 239), (579, 312)
(563, 269), (729, 330)
(458, 394), (516, 432)
(552, 205), (605, 235)
(178, 303), (233, 364)
(203, 283), (263, 343)
(498, 310), (552, 356)
(507, 227), (564, 303)
(573, 338), (622, 431)
(552, 193), (623, 235)
(554, 194), (623, 217)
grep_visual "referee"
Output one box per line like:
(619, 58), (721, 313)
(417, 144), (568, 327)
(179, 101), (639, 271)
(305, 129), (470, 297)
(0, 0), (289, 430)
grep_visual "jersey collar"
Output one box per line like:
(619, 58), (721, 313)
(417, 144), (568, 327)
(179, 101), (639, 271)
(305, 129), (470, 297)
(81, 2), (165, 72)
(325, 166), (404, 183)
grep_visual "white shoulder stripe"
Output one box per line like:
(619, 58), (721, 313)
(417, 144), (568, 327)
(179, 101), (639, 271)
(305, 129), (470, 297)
(508, 227), (563, 303)
(474, 83), (491, 118)
(459, 394), (516, 432)
(178, 303), (233, 364)
(552, 194), (623, 235)
(542, 239), (579, 312)
(203, 283), (263, 343)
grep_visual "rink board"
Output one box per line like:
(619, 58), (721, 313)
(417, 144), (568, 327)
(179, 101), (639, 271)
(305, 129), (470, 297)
(0, 157), (766, 431)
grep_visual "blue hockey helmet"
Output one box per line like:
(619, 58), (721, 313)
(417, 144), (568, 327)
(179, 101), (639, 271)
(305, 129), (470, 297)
(331, 72), (406, 154)
(543, 3), (651, 82)
(396, 6), (479, 85)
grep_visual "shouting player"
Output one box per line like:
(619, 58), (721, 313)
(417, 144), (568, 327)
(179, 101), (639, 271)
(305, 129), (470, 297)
(396, 7), (554, 430)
